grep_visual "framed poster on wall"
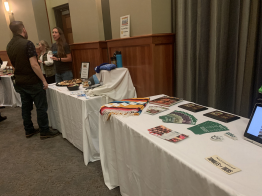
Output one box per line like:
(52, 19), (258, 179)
(81, 62), (89, 79)
(120, 15), (130, 38)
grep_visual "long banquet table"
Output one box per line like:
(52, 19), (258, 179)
(99, 95), (262, 196)
(46, 68), (136, 166)
(0, 75), (21, 107)
(46, 84), (109, 165)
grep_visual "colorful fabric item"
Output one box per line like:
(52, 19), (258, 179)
(95, 63), (116, 73)
(100, 98), (150, 121)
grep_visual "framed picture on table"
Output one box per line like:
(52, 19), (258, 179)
(81, 62), (89, 79)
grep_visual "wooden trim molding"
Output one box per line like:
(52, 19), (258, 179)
(107, 33), (175, 97)
(70, 41), (108, 78)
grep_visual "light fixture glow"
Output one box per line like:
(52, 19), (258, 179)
(4, 2), (10, 12)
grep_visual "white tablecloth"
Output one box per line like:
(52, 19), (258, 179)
(88, 68), (137, 100)
(99, 95), (262, 196)
(47, 84), (107, 165)
(0, 75), (21, 107)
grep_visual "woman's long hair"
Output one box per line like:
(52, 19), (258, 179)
(53, 27), (67, 58)
(39, 40), (51, 52)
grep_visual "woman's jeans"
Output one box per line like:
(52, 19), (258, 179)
(55, 70), (73, 82)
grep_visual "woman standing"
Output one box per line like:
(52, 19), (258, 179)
(51, 27), (73, 82)
(38, 40), (56, 84)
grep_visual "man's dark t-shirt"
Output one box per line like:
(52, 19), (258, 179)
(6, 35), (41, 85)
(27, 41), (38, 59)
(51, 43), (72, 74)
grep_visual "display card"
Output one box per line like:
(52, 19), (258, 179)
(187, 121), (229, 135)
(205, 155), (241, 175)
(145, 106), (169, 115)
(204, 110), (240, 123)
(178, 103), (208, 112)
(149, 96), (183, 107)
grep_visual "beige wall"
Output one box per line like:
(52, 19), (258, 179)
(151, 0), (172, 34)
(109, 0), (153, 39)
(45, 0), (68, 43)
(69, 0), (104, 43)
(0, 0), (172, 49)
(96, 0), (105, 41)
(0, 0), (51, 50)
(50, 0), (68, 8)
(9, 0), (39, 45)
(0, 1), (11, 50)
(31, 0), (52, 46)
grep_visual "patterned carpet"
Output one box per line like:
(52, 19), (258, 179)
(0, 106), (121, 196)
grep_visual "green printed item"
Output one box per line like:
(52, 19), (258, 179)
(159, 110), (197, 125)
(259, 86), (262, 93)
(159, 114), (184, 124)
(172, 110), (197, 124)
(187, 121), (229, 135)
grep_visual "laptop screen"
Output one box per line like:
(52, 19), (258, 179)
(246, 105), (262, 138)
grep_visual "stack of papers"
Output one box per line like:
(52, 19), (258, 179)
(159, 110), (197, 125)
(187, 121), (229, 135)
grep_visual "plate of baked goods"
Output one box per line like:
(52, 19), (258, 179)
(67, 84), (80, 91)
(56, 78), (82, 86)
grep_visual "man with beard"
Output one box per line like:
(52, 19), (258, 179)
(6, 21), (59, 139)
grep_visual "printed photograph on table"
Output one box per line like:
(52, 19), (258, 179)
(148, 125), (189, 143)
(204, 110), (240, 123)
(145, 106), (169, 115)
(168, 134), (189, 143)
(178, 103), (208, 112)
(149, 96), (183, 107)
(148, 125), (172, 136)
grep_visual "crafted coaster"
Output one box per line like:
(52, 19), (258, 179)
(178, 103), (208, 112)
(210, 135), (224, 142)
(224, 132), (238, 140)
(204, 110), (240, 123)
(145, 106), (169, 115)
(149, 96), (183, 107)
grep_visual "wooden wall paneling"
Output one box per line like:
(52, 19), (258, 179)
(70, 41), (108, 78)
(0, 48), (40, 68)
(102, 48), (109, 63)
(108, 45), (153, 97)
(107, 34), (175, 97)
(153, 43), (174, 96)
(71, 48), (99, 78)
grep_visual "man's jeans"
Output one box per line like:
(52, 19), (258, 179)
(14, 83), (49, 133)
(55, 70), (73, 83)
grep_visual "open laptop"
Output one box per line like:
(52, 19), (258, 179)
(244, 104), (262, 147)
